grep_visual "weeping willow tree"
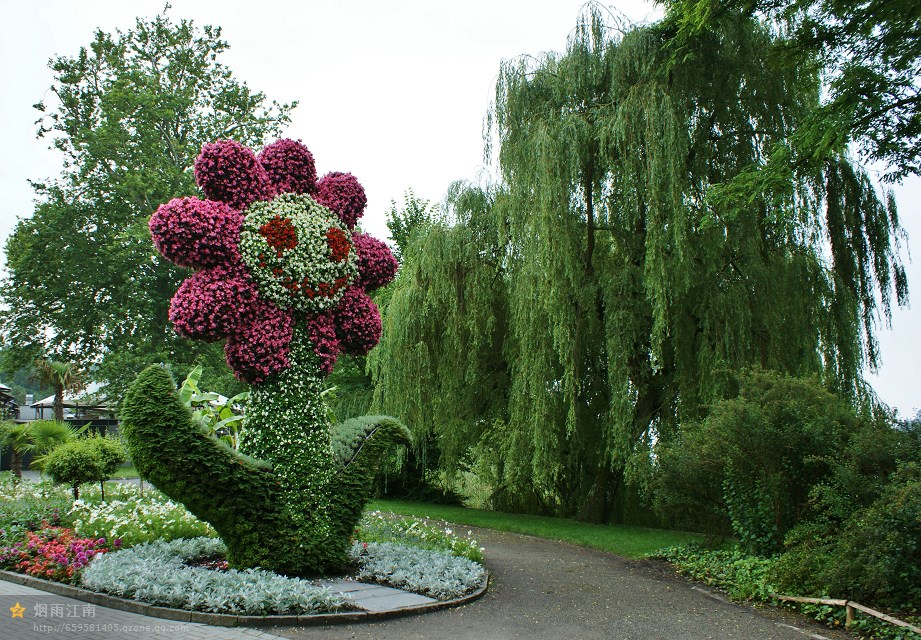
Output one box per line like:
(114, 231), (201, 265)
(370, 184), (509, 485)
(372, 6), (907, 522)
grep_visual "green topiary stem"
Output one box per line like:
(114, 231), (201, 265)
(237, 325), (343, 572)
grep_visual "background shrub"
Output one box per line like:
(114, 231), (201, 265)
(43, 436), (126, 499)
(653, 369), (909, 555)
(774, 463), (921, 609)
(656, 544), (777, 601)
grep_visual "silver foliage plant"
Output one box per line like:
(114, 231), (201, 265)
(81, 536), (486, 614)
(80, 538), (348, 615)
(351, 541), (486, 600)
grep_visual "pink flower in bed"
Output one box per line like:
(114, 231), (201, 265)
(149, 138), (398, 384)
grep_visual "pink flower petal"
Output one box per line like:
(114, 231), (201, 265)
(315, 172), (367, 229)
(352, 232), (398, 291)
(195, 140), (274, 210)
(258, 139), (317, 195)
(333, 287), (382, 356)
(150, 197), (242, 269)
(303, 312), (341, 376)
(224, 299), (294, 384)
(169, 265), (258, 341)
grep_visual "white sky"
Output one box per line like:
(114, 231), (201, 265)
(0, 0), (918, 416)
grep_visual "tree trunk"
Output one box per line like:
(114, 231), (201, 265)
(11, 450), (22, 479)
(53, 382), (64, 422)
(578, 463), (617, 523)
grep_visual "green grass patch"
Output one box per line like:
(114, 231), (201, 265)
(111, 466), (140, 479)
(368, 499), (700, 559)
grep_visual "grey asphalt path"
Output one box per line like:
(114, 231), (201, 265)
(265, 527), (856, 640)
(19, 470), (142, 486)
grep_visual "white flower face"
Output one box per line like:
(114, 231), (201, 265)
(239, 193), (358, 313)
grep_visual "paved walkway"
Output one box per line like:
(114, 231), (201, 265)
(267, 528), (856, 640)
(0, 581), (284, 640)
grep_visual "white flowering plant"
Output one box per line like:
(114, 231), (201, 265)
(0, 474), (71, 544)
(68, 483), (215, 547)
(239, 193), (358, 313)
(356, 511), (484, 563)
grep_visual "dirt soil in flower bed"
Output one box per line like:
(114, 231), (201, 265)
(183, 555), (230, 572)
(265, 526), (857, 640)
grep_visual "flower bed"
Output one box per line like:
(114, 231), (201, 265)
(68, 483), (215, 546)
(80, 537), (348, 615)
(357, 510), (485, 562)
(0, 474), (487, 615)
(0, 523), (113, 584)
(351, 541), (486, 600)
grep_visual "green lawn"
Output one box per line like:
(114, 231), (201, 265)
(368, 499), (700, 559)
(111, 465), (140, 479)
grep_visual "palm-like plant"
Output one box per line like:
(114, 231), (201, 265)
(27, 420), (82, 471)
(0, 421), (34, 478)
(32, 360), (86, 422)
(0, 419), (81, 478)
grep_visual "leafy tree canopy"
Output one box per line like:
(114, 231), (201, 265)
(659, 0), (921, 181)
(385, 189), (440, 264)
(1, 10), (295, 398)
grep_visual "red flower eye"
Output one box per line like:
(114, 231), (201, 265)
(326, 227), (350, 262)
(259, 216), (298, 252)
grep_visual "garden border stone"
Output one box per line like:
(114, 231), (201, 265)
(0, 568), (489, 627)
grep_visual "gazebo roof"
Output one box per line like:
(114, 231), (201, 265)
(31, 392), (111, 410)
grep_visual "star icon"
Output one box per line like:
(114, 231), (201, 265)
(9, 602), (26, 619)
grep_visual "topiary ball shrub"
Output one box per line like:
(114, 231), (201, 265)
(43, 436), (125, 500)
(122, 138), (409, 576)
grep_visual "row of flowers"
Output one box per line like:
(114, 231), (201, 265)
(0, 524), (117, 583)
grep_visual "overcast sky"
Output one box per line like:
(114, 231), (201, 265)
(1, 0), (918, 416)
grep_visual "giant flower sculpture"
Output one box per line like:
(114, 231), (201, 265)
(119, 139), (408, 576)
(148, 138), (397, 383)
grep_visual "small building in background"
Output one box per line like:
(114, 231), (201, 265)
(26, 390), (115, 422)
(0, 383), (17, 420)
(1, 385), (120, 472)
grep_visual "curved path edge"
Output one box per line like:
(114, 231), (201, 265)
(0, 569), (489, 628)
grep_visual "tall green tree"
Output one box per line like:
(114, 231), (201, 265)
(372, 7), (907, 522)
(1, 11), (294, 397)
(661, 0), (921, 181)
(386, 189), (439, 264)
(371, 184), (509, 501)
